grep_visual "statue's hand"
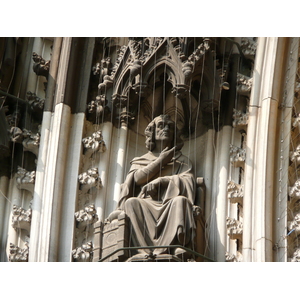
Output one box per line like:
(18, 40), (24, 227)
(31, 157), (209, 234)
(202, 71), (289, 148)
(159, 146), (176, 165)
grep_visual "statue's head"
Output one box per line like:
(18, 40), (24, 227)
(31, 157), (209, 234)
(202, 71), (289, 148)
(144, 114), (183, 151)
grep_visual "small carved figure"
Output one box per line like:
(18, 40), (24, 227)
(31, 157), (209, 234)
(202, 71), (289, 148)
(16, 166), (35, 194)
(75, 204), (98, 226)
(72, 242), (93, 262)
(9, 242), (29, 262)
(82, 130), (106, 157)
(32, 52), (50, 78)
(107, 114), (196, 259)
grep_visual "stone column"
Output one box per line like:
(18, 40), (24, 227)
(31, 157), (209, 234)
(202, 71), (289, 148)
(29, 38), (63, 262)
(252, 37), (289, 262)
(32, 37), (72, 262)
(242, 37), (267, 262)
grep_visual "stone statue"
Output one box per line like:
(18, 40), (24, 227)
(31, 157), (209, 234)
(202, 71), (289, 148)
(107, 114), (196, 260)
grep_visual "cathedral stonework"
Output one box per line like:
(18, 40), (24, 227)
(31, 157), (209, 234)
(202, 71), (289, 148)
(0, 37), (298, 262)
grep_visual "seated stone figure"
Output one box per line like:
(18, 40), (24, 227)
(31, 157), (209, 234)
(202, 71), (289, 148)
(107, 114), (196, 260)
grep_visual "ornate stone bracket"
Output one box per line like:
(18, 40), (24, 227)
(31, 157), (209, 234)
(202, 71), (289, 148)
(288, 213), (300, 235)
(237, 73), (253, 95)
(82, 130), (106, 158)
(232, 108), (249, 128)
(72, 242), (93, 262)
(78, 167), (102, 192)
(10, 127), (40, 156)
(12, 205), (31, 232)
(9, 242), (29, 262)
(75, 204), (99, 228)
(230, 144), (246, 168)
(291, 248), (300, 262)
(226, 217), (243, 240)
(16, 166), (35, 194)
(32, 52), (50, 79)
(240, 38), (257, 60)
(26, 91), (45, 115)
(227, 180), (244, 204)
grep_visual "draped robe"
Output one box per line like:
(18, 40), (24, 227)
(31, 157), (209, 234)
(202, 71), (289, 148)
(117, 150), (196, 255)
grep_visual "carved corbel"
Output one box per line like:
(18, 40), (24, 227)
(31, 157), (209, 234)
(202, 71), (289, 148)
(78, 167), (102, 192)
(232, 108), (249, 128)
(237, 73), (253, 95)
(132, 82), (152, 98)
(240, 38), (257, 60)
(26, 91), (45, 115)
(12, 204), (31, 232)
(227, 180), (244, 204)
(288, 213), (300, 235)
(16, 166), (35, 194)
(72, 242), (93, 262)
(9, 242), (29, 262)
(290, 144), (300, 166)
(32, 52), (50, 79)
(22, 129), (40, 157)
(98, 75), (113, 93)
(171, 84), (189, 100)
(74, 204), (99, 228)
(82, 130), (106, 158)
(226, 217), (243, 240)
(230, 144), (246, 168)
(291, 248), (300, 262)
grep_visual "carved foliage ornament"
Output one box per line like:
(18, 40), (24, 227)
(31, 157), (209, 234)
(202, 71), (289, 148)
(9, 242), (29, 262)
(226, 217), (243, 238)
(232, 108), (249, 128)
(227, 180), (244, 204)
(78, 167), (102, 192)
(12, 204), (32, 232)
(75, 204), (99, 227)
(32, 52), (50, 78)
(82, 130), (106, 158)
(72, 242), (93, 262)
(16, 166), (35, 194)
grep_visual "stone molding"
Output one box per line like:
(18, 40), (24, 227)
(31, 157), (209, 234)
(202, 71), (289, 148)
(12, 205), (31, 232)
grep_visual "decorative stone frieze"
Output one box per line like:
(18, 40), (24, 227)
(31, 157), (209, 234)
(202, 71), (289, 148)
(16, 166), (35, 194)
(12, 205), (32, 232)
(75, 204), (99, 227)
(82, 130), (106, 158)
(237, 73), (253, 95)
(227, 180), (244, 204)
(240, 38), (257, 60)
(230, 144), (246, 168)
(226, 217), (243, 239)
(32, 52), (50, 78)
(9, 242), (29, 262)
(72, 242), (93, 262)
(78, 167), (102, 192)
(232, 108), (249, 128)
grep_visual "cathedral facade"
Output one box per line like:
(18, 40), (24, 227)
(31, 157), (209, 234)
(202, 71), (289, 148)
(0, 37), (298, 262)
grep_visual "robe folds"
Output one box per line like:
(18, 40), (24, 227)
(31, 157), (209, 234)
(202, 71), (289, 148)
(117, 150), (196, 255)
